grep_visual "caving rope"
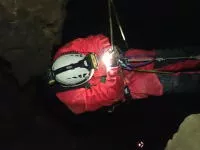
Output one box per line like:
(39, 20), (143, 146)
(107, 0), (200, 74)
(108, 0), (128, 52)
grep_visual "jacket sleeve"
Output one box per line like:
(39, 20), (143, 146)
(155, 47), (200, 71)
(53, 34), (111, 60)
(123, 49), (163, 99)
(56, 68), (125, 114)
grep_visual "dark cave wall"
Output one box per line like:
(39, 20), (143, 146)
(0, 0), (68, 147)
(0, 0), (67, 85)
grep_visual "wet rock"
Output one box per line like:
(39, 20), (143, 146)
(165, 114), (200, 150)
(0, 0), (67, 86)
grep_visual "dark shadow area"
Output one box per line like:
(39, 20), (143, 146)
(62, 0), (200, 49)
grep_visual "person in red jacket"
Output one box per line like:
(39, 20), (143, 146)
(47, 34), (200, 114)
(48, 34), (125, 114)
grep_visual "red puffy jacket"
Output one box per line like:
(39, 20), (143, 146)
(55, 34), (200, 114)
(54, 34), (200, 114)
(123, 49), (163, 99)
(54, 34), (125, 114)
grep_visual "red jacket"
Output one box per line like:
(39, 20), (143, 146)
(123, 49), (163, 99)
(54, 34), (125, 114)
(53, 34), (200, 114)
(123, 49), (200, 99)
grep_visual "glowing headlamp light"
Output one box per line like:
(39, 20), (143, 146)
(101, 50), (114, 71)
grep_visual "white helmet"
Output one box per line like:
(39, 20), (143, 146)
(48, 52), (98, 88)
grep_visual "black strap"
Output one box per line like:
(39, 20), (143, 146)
(124, 86), (132, 101)
(102, 86), (133, 113)
(50, 82), (91, 93)
(49, 76), (108, 93)
(53, 59), (86, 75)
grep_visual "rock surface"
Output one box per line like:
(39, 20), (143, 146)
(165, 114), (200, 150)
(0, 0), (67, 147)
(0, 0), (67, 85)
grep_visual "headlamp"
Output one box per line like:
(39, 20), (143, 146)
(85, 53), (98, 70)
